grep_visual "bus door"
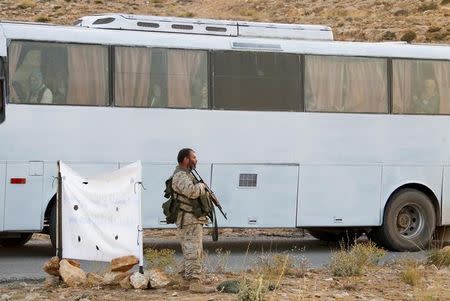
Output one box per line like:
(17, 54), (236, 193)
(4, 161), (44, 231)
(211, 164), (299, 227)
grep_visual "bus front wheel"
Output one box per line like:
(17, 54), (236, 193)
(375, 189), (436, 251)
(0, 233), (33, 247)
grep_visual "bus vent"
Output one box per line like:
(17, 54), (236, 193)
(232, 42), (282, 51)
(239, 174), (257, 187)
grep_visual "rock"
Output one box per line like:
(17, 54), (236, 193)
(130, 272), (149, 289)
(171, 292), (178, 297)
(25, 293), (40, 300)
(145, 269), (170, 289)
(43, 256), (60, 276)
(66, 259), (81, 268)
(217, 280), (240, 294)
(59, 259), (87, 287)
(334, 292), (350, 298)
(1, 294), (11, 301)
(103, 271), (132, 286)
(119, 275), (133, 289)
(44, 275), (60, 288)
(86, 272), (104, 286)
(110, 255), (139, 272)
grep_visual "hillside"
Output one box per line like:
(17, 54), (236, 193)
(0, 0), (449, 43)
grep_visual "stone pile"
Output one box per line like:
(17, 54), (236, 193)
(42, 255), (170, 290)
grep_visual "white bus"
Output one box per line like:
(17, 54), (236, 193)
(0, 14), (449, 251)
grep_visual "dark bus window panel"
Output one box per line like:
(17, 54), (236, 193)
(213, 51), (300, 111)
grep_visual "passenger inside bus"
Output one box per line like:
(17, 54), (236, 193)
(149, 83), (163, 107)
(412, 78), (440, 114)
(27, 70), (53, 104)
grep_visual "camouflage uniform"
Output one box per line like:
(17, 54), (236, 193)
(172, 166), (208, 280)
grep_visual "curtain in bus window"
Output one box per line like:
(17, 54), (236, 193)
(305, 56), (345, 112)
(305, 56), (388, 113)
(115, 47), (152, 107)
(8, 42), (23, 101)
(393, 60), (450, 114)
(66, 44), (109, 106)
(433, 62), (450, 113)
(167, 50), (207, 108)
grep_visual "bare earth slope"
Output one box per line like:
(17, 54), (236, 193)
(0, 0), (449, 43)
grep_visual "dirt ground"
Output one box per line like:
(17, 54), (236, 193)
(4, 231), (450, 300)
(0, 0), (449, 44)
(1, 264), (450, 300)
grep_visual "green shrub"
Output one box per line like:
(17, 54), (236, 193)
(418, 2), (438, 11)
(144, 248), (177, 273)
(382, 31), (396, 40)
(330, 242), (385, 277)
(401, 30), (417, 42)
(17, 0), (36, 9)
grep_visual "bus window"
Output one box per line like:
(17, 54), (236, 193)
(0, 80), (4, 123)
(393, 59), (450, 115)
(9, 41), (109, 106)
(0, 58), (4, 123)
(305, 55), (388, 113)
(115, 47), (208, 109)
(212, 51), (300, 111)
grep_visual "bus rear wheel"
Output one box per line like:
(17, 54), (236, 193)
(0, 233), (33, 247)
(375, 188), (436, 251)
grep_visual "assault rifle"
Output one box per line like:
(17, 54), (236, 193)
(191, 169), (228, 220)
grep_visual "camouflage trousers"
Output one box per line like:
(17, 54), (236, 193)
(178, 223), (203, 280)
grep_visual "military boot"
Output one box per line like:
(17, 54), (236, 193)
(188, 280), (216, 293)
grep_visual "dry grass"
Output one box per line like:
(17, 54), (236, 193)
(400, 259), (423, 286)
(330, 242), (385, 277)
(418, 2), (439, 11)
(427, 247), (450, 268)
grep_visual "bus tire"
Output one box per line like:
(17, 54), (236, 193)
(377, 188), (436, 251)
(49, 201), (56, 251)
(0, 233), (33, 247)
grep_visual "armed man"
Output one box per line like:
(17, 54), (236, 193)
(171, 148), (216, 293)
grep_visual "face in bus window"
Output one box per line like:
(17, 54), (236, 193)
(413, 78), (439, 114)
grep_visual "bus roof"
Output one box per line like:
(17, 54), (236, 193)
(0, 20), (448, 60)
(76, 14), (334, 41)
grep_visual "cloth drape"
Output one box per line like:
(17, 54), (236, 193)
(66, 44), (109, 106)
(167, 50), (204, 108)
(115, 47), (152, 107)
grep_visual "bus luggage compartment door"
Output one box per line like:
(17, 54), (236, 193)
(211, 164), (299, 227)
(4, 162), (44, 231)
(296, 165), (382, 227)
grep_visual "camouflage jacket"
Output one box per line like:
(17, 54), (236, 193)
(172, 166), (208, 226)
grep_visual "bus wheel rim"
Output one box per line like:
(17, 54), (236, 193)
(396, 204), (424, 239)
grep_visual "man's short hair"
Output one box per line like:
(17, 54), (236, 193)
(177, 148), (194, 164)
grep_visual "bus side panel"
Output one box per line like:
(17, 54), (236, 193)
(211, 164), (299, 227)
(4, 162), (43, 231)
(297, 165), (382, 227)
(41, 162), (58, 227)
(0, 162), (5, 231)
(138, 163), (211, 228)
(442, 167), (450, 225)
(380, 166), (442, 224)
